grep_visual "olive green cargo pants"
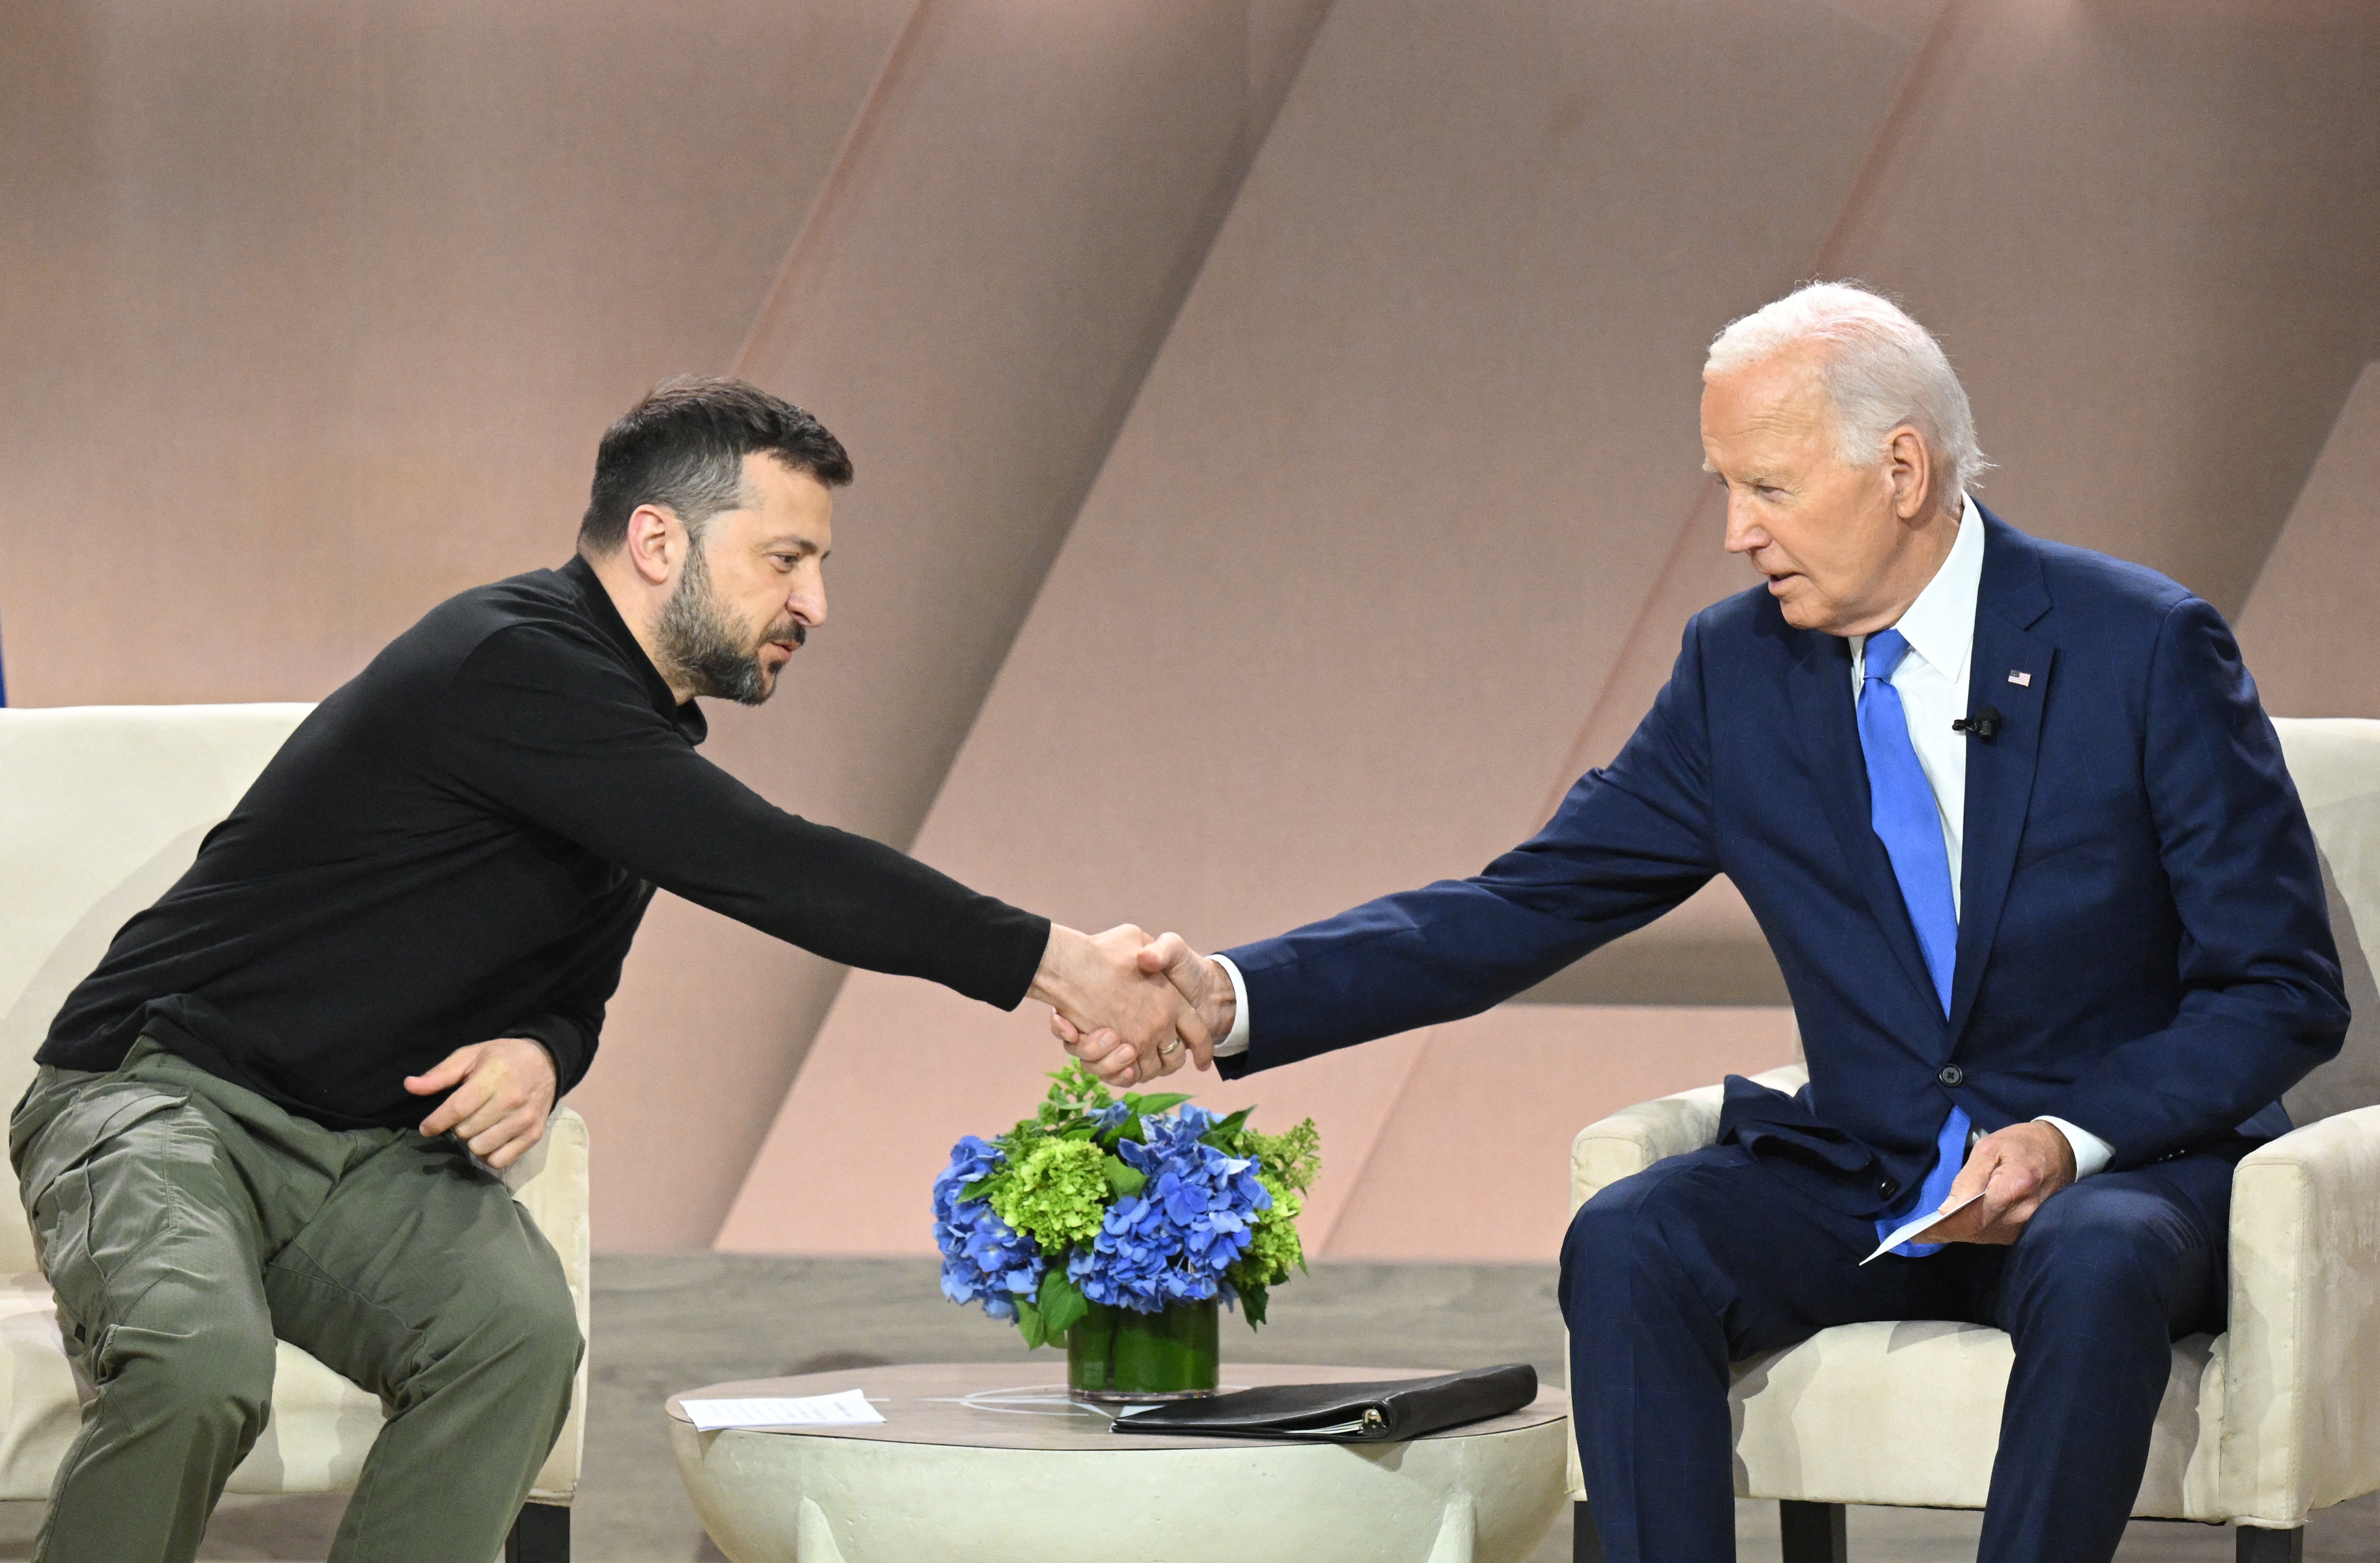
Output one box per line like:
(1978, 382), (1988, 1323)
(10, 1040), (580, 1563)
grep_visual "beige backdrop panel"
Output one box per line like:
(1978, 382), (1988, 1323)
(583, 0), (1334, 1247)
(724, 0), (2380, 1260)
(0, 0), (907, 704)
(719, 0), (1930, 1256)
(2236, 363), (2380, 719)
(5, 1), (2372, 1260)
(0, 0), (917, 1255)
(1534, 0), (2380, 996)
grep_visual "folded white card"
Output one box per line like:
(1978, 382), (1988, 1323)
(679, 1388), (886, 1431)
(1860, 1191), (1983, 1265)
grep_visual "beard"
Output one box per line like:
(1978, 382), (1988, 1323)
(653, 541), (804, 706)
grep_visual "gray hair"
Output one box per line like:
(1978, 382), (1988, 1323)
(1704, 281), (1989, 504)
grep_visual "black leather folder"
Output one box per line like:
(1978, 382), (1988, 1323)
(1109, 1364), (1537, 1442)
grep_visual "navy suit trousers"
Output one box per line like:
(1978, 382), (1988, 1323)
(1558, 1144), (2232, 1563)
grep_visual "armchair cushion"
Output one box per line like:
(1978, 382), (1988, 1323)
(1728, 1323), (2223, 1518)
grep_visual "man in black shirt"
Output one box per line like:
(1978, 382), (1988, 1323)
(15, 379), (1194, 1563)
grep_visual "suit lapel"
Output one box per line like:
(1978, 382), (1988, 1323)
(1946, 512), (2054, 1047)
(1785, 625), (1944, 1026)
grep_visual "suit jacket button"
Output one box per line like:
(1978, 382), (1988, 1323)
(1879, 1178), (1896, 1197)
(1937, 1065), (1965, 1087)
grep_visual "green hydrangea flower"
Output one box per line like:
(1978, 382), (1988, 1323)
(985, 1136), (1110, 1254)
(1236, 1171), (1307, 1289)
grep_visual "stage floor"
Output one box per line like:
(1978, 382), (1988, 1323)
(4, 1256), (2370, 1561)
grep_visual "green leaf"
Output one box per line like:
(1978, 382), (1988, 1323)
(1200, 1107), (1252, 1145)
(1132, 1092), (1192, 1117)
(1037, 1267), (1090, 1340)
(1014, 1295), (1046, 1350)
(1240, 1281), (1269, 1329)
(1104, 1155), (1148, 1198)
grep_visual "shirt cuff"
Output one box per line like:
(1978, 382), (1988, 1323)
(2035, 1116), (2115, 1179)
(1209, 955), (1252, 1057)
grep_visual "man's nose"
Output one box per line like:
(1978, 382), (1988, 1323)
(791, 575), (826, 628)
(1722, 497), (1767, 556)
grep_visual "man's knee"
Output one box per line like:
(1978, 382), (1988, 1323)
(1560, 1158), (1718, 1321)
(2003, 1179), (2208, 1325)
(96, 1313), (278, 1444)
(437, 1261), (582, 1398)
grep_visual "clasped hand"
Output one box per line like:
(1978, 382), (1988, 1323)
(1033, 927), (1236, 1088)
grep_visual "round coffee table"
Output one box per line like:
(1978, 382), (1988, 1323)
(666, 1362), (1569, 1563)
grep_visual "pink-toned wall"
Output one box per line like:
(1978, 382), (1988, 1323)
(2236, 363), (2380, 718)
(580, 0), (1334, 1248)
(719, 0), (2380, 1262)
(0, 0), (906, 702)
(4, 1), (2376, 1259)
(722, 0), (1946, 1254)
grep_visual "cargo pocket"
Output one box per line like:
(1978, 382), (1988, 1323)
(19, 1084), (200, 1373)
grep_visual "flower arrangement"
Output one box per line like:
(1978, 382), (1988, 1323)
(933, 1063), (1321, 1349)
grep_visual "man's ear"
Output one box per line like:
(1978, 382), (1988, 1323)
(622, 504), (683, 587)
(1885, 426), (1935, 522)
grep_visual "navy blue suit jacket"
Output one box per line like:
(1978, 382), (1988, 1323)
(1217, 512), (2349, 1216)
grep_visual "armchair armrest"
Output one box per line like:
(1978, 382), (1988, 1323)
(1570, 1063), (1808, 1213)
(501, 1106), (591, 1504)
(2218, 1104), (2380, 1527)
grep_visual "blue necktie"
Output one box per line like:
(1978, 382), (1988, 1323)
(1857, 629), (1970, 1257)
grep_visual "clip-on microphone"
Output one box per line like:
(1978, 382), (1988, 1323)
(1952, 704), (2003, 740)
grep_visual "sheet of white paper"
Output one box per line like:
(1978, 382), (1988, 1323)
(1860, 1191), (1984, 1265)
(679, 1388), (886, 1431)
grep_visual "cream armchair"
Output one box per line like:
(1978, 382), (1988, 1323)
(1564, 717), (2380, 1563)
(0, 705), (589, 1561)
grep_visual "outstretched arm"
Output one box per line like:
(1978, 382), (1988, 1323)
(1059, 616), (1731, 1084)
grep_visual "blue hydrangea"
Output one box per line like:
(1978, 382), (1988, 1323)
(1068, 1105), (1273, 1313)
(932, 1135), (1044, 1321)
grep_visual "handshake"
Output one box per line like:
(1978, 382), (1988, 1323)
(1028, 924), (1238, 1088)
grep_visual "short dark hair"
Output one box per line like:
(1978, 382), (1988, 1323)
(578, 376), (852, 553)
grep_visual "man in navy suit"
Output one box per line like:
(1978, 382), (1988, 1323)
(1059, 284), (2348, 1563)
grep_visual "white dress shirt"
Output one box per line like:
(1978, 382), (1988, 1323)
(1210, 494), (2112, 1179)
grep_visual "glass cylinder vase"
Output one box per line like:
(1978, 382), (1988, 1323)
(1065, 1298), (1219, 1402)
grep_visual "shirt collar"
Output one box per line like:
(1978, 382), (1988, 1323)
(559, 554), (708, 746)
(1882, 491), (1984, 682)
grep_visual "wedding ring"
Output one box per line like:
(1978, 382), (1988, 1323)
(1158, 1036), (1184, 1057)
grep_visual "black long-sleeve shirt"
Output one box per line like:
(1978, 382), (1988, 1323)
(41, 556), (1051, 1130)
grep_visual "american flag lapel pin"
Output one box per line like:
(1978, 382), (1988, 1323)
(2007, 670), (2033, 687)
